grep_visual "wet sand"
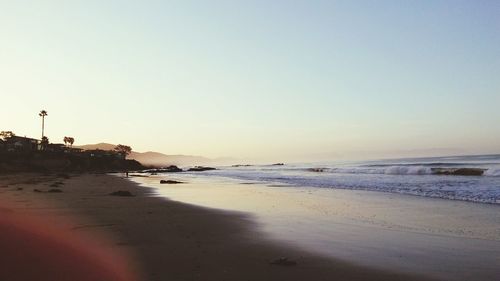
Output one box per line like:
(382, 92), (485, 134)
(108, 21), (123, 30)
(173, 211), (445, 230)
(133, 173), (500, 281)
(0, 173), (434, 281)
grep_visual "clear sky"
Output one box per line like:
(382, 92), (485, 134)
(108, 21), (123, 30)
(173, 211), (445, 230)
(1, 0), (499, 162)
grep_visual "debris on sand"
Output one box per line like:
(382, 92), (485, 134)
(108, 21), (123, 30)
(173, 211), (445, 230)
(270, 257), (297, 266)
(50, 182), (64, 187)
(160, 180), (184, 184)
(57, 173), (70, 179)
(109, 190), (135, 197)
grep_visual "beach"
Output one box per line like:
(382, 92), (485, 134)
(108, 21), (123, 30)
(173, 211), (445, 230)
(0, 173), (440, 281)
(132, 172), (500, 281)
(3, 1), (499, 280)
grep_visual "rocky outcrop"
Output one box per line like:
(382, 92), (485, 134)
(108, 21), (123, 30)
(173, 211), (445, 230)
(187, 166), (216, 172)
(144, 165), (183, 173)
(308, 168), (326, 172)
(433, 168), (485, 176)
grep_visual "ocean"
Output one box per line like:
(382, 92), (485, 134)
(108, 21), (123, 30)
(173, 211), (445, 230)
(183, 154), (500, 204)
(129, 154), (500, 281)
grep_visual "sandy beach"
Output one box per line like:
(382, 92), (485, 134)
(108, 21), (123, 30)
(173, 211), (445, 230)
(0, 173), (438, 281)
(132, 173), (500, 281)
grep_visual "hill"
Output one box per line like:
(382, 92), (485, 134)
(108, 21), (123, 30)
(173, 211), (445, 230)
(75, 143), (116, 151)
(76, 143), (212, 167)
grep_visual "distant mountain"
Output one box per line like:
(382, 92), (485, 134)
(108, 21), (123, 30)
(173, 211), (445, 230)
(75, 143), (212, 167)
(76, 143), (116, 151)
(129, 151), (212, 167)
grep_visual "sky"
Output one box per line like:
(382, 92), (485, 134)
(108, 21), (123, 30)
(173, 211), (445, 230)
(1, 0), (499, 162)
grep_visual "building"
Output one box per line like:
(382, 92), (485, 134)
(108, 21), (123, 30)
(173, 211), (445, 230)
(46, 143), (66, 153)
(85, 149), (125, 160)
(66, 147), (84, 153)
(3, 136), (39, 152)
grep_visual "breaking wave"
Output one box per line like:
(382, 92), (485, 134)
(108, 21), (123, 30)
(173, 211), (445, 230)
(318, 166), (434, 175)
(305, 166), (500, 176)
(484, 168), (500, 177)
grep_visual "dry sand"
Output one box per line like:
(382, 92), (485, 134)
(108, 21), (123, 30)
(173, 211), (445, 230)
(0, 173), (436, 281)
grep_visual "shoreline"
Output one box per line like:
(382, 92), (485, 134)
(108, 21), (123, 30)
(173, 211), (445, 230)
(0, 173), (435, 281)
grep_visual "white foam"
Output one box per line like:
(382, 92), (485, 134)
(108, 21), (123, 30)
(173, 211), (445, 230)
(321, 166), (433, 175)
(383, 166), (433, 175)
(484, 168), (500, 177)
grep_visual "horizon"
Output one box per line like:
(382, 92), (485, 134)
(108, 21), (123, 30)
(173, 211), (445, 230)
(1, 1), (499, 162)
(4, 137), (499, 165)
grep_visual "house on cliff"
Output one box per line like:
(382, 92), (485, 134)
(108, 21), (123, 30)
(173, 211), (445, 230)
(85, 149), (125, 160)
(3, 136), (39, 152)
(46, 143), (66, 152)
(66, 147), (84, 153)
(46, 143), (86, 153)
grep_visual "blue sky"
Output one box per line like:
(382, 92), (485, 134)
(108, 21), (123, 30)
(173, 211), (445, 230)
(1, 1), (499, 161)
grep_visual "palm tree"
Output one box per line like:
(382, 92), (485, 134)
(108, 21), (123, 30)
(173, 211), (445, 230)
(64, 136), (75, 147)
(40, 136), (49, 151)
(39, 110), (48, 139)
(68, 137), (74, 147)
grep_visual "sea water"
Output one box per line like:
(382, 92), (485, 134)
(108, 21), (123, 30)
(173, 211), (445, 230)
(184, 154), (500, 204)
(129, 154), (500, 281)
